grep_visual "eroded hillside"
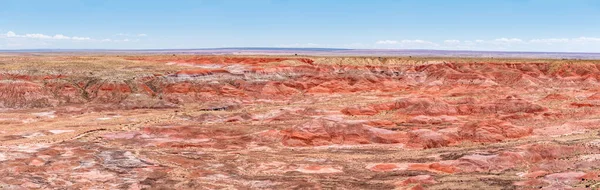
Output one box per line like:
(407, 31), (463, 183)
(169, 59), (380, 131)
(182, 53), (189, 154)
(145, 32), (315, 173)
(1, 54), (600, 189)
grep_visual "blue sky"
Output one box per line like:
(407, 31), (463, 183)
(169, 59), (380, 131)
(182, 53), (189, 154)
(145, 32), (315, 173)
(1, 0), (600, 52)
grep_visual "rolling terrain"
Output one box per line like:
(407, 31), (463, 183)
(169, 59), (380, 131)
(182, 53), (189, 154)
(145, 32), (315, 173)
(1, 53), (600, 189)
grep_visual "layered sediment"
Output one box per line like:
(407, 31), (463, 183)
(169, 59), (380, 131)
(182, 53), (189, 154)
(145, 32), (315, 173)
(1, 54), (600, 189)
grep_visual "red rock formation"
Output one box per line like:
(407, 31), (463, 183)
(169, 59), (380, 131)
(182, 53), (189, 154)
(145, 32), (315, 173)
(4, 55), (600, 189)
(281, 119), (408, 146)
(0, 80), (57, 108)
(541, 93), (570, 101)
(173, 69), (230, 77)
(126, 56), (314, 65)
(458, 120), (532, 142)
(408, 129), (453, 148)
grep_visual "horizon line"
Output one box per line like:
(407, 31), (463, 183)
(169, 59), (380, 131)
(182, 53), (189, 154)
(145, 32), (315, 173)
(1, 47), (600, 54)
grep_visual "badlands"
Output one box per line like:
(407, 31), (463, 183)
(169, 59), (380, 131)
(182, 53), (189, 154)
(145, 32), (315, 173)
(1, 54), (600, 189)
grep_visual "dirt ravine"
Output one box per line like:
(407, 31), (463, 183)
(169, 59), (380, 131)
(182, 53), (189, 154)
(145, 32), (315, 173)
(1, 54), (600, 189)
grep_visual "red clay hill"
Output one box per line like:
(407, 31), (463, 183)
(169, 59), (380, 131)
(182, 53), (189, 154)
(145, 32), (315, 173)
(1, 54), (600, 189)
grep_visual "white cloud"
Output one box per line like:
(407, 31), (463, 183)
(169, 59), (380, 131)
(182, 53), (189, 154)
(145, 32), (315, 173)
(53, 34), (70, 40)
(72, 36), (91, 40)
(374, 37), (600, 52)
(273, 42), (369, 49)
(376, 40), (399, 45)
(444, 39), (460, 44)
(376, 39), (438, 47)
(23, 33), (52, 39)
(493, 38), (523, 43)
(100, 38), (136, 43)
(5, 31), (92, 41)
(526, 37), (600, 44)
(1, 31), (140, 45)
(400, 40), (437, 45)
(0, 30), (142, 49)
(340, 43), (368, 48)
(6, 43), (23, 47)
(573, 37), (600, 43)
(278, 43), (320, 48)
(529, 38), (569, 43)
(6, 31), (17, 37)
(116, 33), (148, 37)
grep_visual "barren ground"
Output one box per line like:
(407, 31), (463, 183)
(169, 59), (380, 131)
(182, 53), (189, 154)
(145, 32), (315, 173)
(1, 54), (600, 189)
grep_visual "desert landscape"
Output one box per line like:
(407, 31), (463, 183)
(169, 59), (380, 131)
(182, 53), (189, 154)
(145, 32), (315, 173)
(0, 53), (600, 189)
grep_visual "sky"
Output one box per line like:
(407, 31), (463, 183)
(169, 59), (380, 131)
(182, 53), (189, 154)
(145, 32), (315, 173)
(1, 0), (600, 52)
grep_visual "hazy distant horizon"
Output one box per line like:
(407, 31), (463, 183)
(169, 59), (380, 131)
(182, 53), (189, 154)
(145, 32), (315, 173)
(2, 47), (600, 53)
(3, 47), (600, 59)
